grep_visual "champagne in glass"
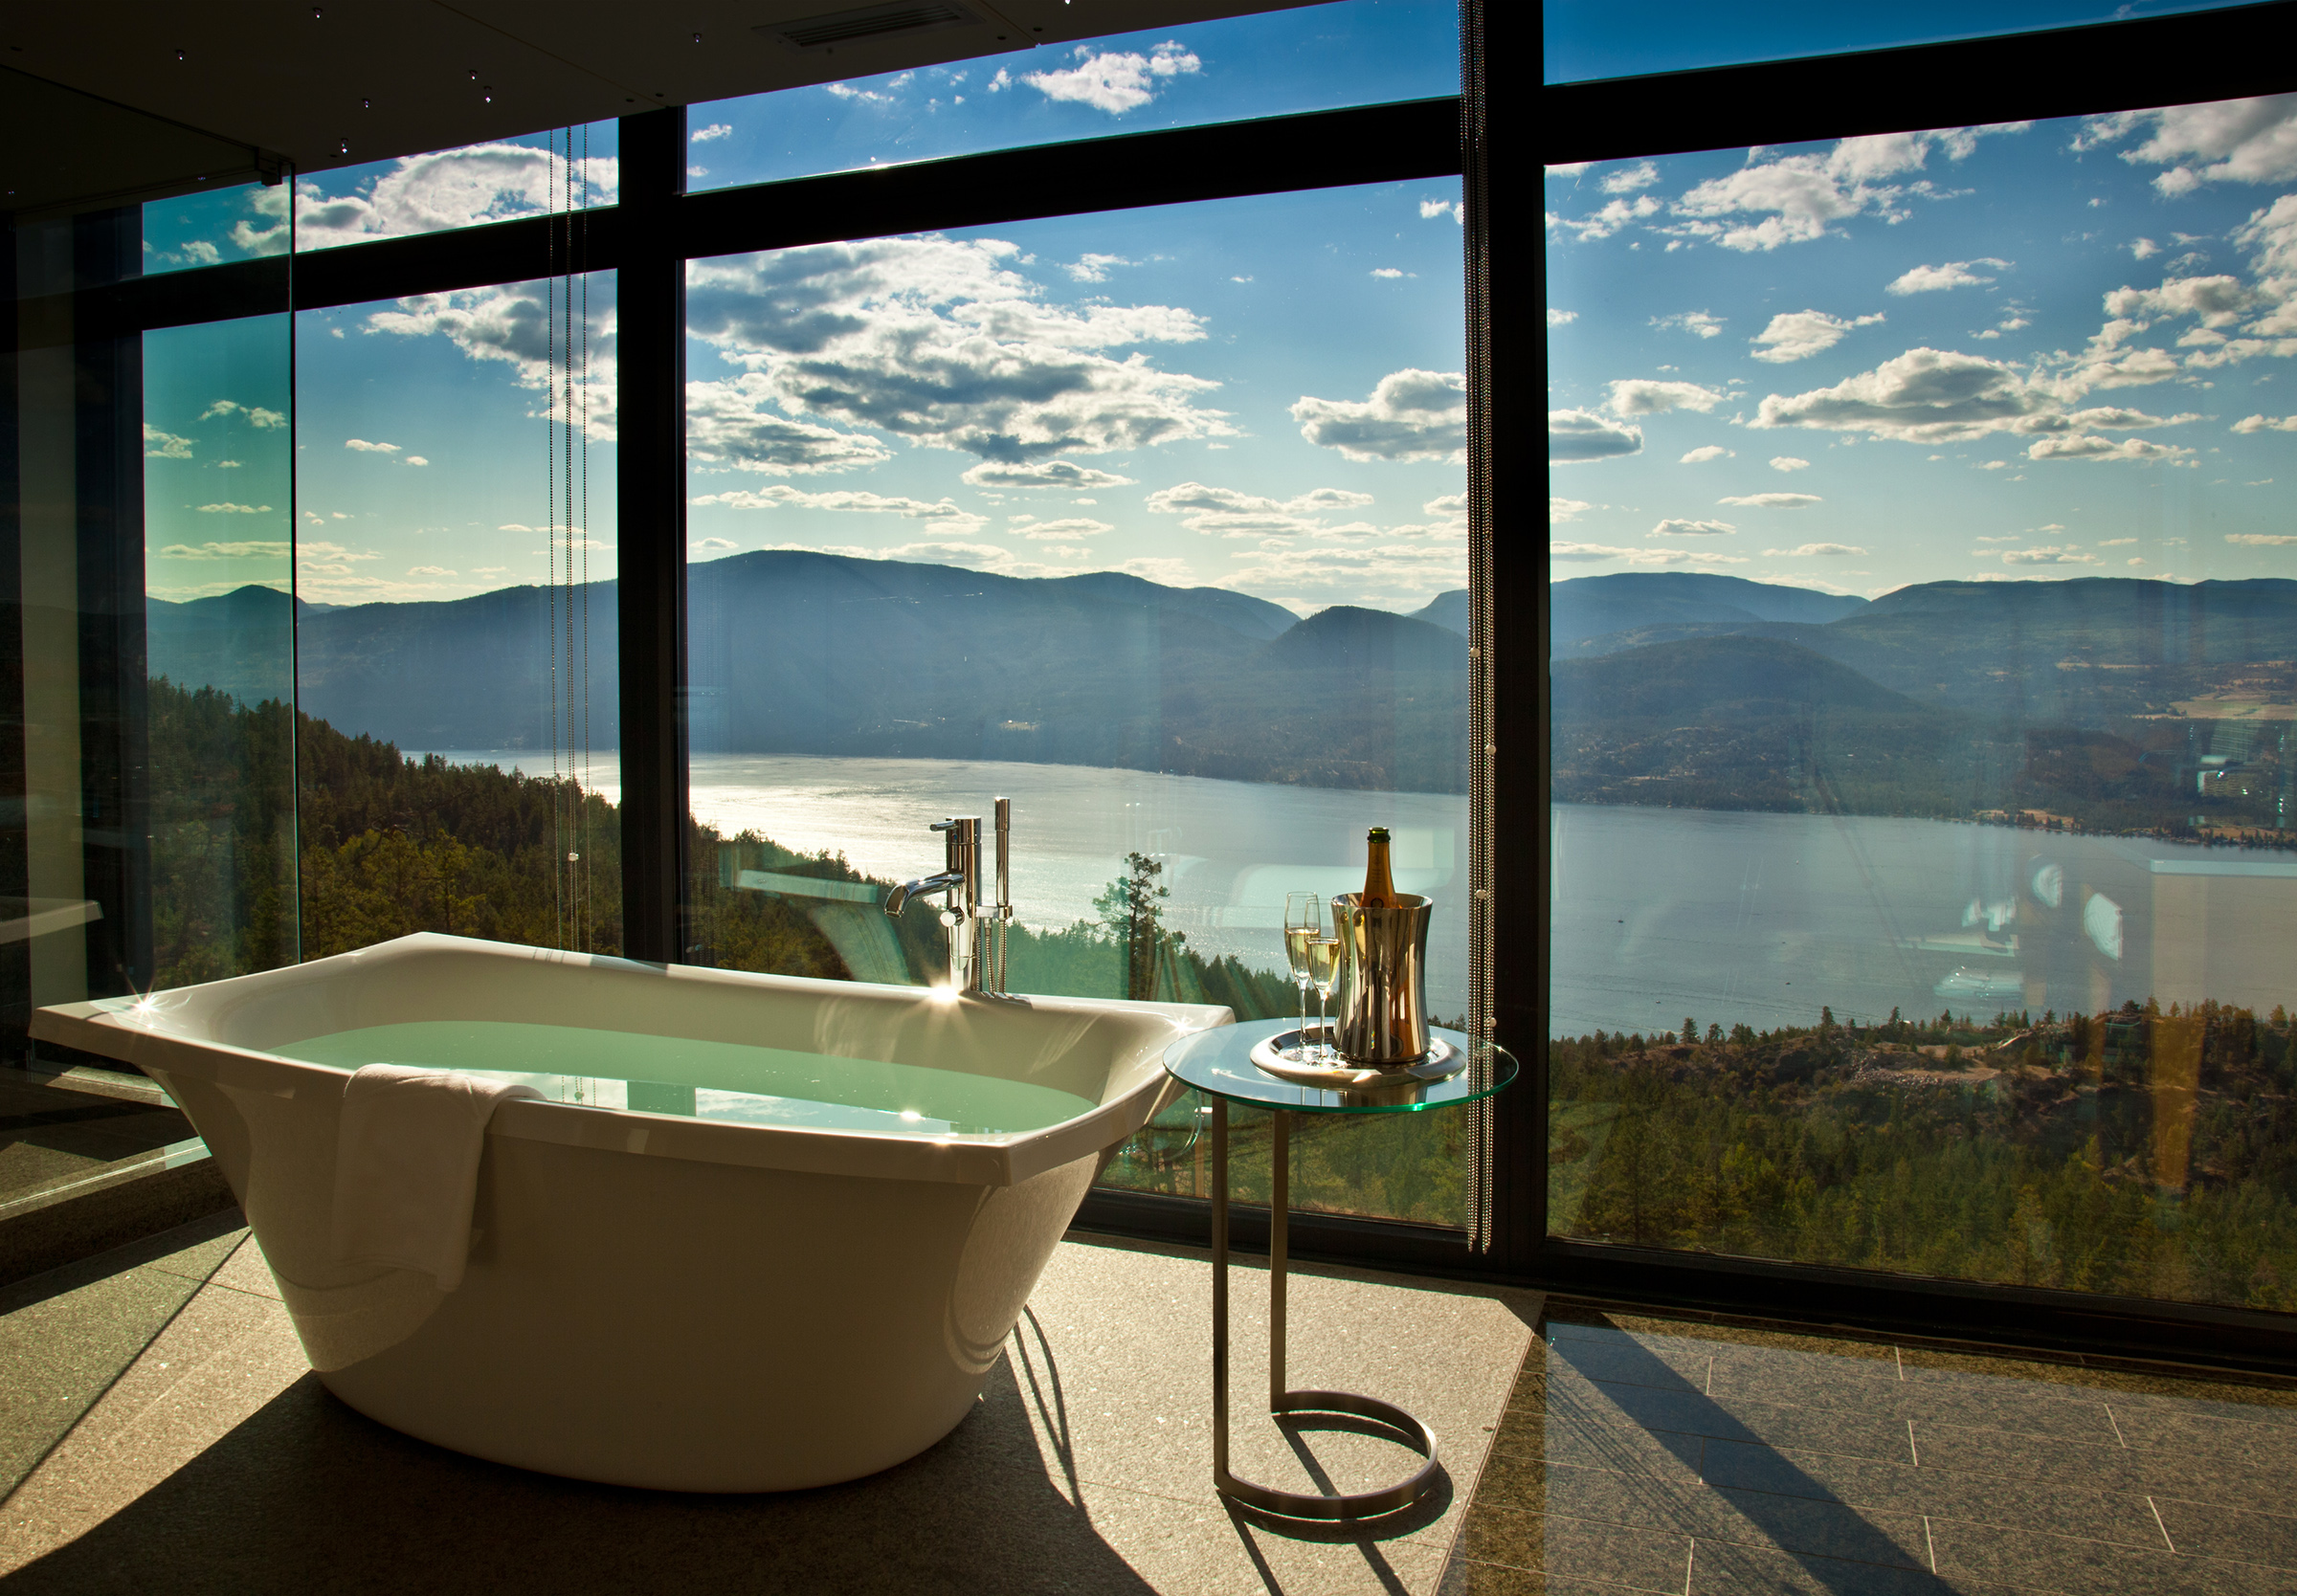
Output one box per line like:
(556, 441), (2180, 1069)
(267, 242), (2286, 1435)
(1306, 933), (1344, 1063)
(1283, 893), (1321, 1060)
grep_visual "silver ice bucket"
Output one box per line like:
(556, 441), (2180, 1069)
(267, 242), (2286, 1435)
(1330, 892), (1432, 1065)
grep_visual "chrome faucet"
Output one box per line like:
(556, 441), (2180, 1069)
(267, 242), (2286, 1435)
(884, 800), (1014, 994)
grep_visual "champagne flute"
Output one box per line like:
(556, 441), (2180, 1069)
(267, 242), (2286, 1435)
(1282, 893), (1321, 1060)
(1306, 928), (1344, 1064)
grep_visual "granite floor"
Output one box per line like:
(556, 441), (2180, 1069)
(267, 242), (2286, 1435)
(0, 1072), (193, 1208)
(0, 1213), (1537, 1594)
(1450, 1298), (2297, 1594)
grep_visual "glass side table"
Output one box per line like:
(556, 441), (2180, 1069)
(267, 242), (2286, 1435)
(1162, 1019), (1519, 1520)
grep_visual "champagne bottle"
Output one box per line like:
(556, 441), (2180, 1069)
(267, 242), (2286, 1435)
(1361, 827), (1397, 907)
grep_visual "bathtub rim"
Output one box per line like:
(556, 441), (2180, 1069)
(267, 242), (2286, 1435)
(32, 933), (1231, 1188)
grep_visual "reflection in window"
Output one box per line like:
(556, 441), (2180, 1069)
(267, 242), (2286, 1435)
(289, 275), (619, 958)
(141, 126), (615, 266)
(687, 0), (1457, 192)
(1547, 97), (2297, 1306)
(144, 315), (299, 985)
(684, 180), (1468, 1224)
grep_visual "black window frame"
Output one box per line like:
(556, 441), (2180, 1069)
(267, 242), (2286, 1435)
(23, 0), (2297, 1371)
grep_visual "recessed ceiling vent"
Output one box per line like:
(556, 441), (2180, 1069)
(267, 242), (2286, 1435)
(763, 1), (984, 53)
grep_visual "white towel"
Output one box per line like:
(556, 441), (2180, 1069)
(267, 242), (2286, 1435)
(330, 1064), (543, 1292)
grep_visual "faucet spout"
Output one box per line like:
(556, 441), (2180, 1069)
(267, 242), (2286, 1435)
(884, 871), (966, 918)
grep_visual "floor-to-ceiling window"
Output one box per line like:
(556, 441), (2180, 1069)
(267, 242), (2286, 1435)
(1546, 14), (2297, 1317)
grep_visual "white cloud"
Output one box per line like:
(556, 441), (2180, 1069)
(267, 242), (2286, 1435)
(1769, 455), (1811, 472)
(1550, 542), (1746, 566)
(1421, 198), (1461, 221)
(407, 565), (457, 577)
(216, 459), (242, 468)
(1065, 253), (1132, 282)
(2234, 413), (2297, 432)
(686, 374), (892, 475)
(199, 399), (286, 428)
(194, 502), (273, 514)
(365, 282), (618, 439)
(1680, 445), (1732, 463)
(1548, 308), (1578, 327)
(2132, 237), (2161, 260)
(1607, 378), (1726, 416)
(691, 122), (733, 144)
(689, 485), (989, 532)
(1022, 41), (1200, 114)
(230, 142), (616, 255)
(1549, 194), (1661, 242)
(1720, 493), (1821, 507)
(1755, 345), (2200, 448)
(1750, 310), (1884, 364)
(1652, 310), (1724, 339)
(2098, 538), (2137, 546)
(344, 438), (400, 453)
(1293, 368), (1464, 462)
(2025, 434), (2195, 463)
(404, 455), (429, 467)
(2229, 533), (2297, 545)
(1010, 517), (1113, 541)
(1998, 545), (2101, 565)
(1372, 268), (1405, 278)
(1672, 126), (2022, 252)
(1550, 409), (1643, 464)
(691, 537), (740, 553)
(158, 539), (290, 559)
(960, 460), (1137, 491)
(1602, 162), (1660, 193)
(1649, 518), (1735, 537)
(143, 424), (193, 459)
(1146, 481), (1375, 538)
(685, 237), (1219, 465)
(1550, 497), (1592, 522)
(1763, 543), (1866, 556)
(2084, 95), (2297, 193)
(1886, 258), (2009, 295)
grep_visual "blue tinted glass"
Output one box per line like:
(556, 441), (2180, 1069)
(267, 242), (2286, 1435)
(1546, 0), (2259, 84)
(687, 0), (1456, 192)
(141, 123), (616, 270)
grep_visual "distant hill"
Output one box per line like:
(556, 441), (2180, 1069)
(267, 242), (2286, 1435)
(1552, 572), (1868, 656)
(1415, 589), (1467, 637)
(1551, 633), (1922, 721)
(148, 553), (1468, 792)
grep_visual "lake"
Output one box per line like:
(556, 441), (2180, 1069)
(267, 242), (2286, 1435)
(411, 749), (1471, 1010)
(1550, 803), (2297, 1039)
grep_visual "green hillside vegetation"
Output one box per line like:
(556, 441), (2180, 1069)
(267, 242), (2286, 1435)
(149, 678), (1467, 1226)
(1553, 1002), (2297, 1311)
(1551, 632), (2292, 839)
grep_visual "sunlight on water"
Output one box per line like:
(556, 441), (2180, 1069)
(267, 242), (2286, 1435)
(272, 1020), (1096, 1136)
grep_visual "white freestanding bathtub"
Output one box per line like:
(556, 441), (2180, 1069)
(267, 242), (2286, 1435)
(33, 933), (1229, 1492)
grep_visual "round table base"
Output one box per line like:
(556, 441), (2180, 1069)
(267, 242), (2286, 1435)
(1215, 1388), (1438, 1520)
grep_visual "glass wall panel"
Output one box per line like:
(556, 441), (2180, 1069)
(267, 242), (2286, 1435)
(292, 273), (619, 959)
(684, 180), (1468, 1223)
(1544, 0), (2255, 84)
(143, 314), (299, 985)
(1547, 98), (2297, 1306)
(687, 0), (1456, 191)
(141, 125), (615, 266)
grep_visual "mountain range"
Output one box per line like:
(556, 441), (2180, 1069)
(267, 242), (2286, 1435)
(148, 553), (1468, 792)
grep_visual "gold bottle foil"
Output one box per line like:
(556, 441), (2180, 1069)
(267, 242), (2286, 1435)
(1330, 892), (1433, 1065)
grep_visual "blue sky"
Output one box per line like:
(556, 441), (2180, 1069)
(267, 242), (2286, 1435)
(141, 1), (1466, 614)
(1547, 97), (2297, 594)
(1544, 0), (2253, 83)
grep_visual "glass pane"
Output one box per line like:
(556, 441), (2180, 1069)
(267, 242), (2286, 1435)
(1547, 98), (2297, 1307)
(1545, 0), (2258, 84)
(144, 314), (299, 986)
(294, 273), (619, 958)
(685, 178), (1468, 1225)
(141, 125), (614, 265)
(687, 0), (1456, 191)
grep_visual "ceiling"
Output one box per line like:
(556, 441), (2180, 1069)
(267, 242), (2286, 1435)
(1, 0), (1315, 217)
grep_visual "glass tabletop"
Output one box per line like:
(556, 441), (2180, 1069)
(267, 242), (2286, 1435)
(1164, 1020), (1519, 1115)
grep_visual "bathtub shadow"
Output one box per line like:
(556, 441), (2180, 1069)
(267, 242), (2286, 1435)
(0, 1355), (1159, 1596)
